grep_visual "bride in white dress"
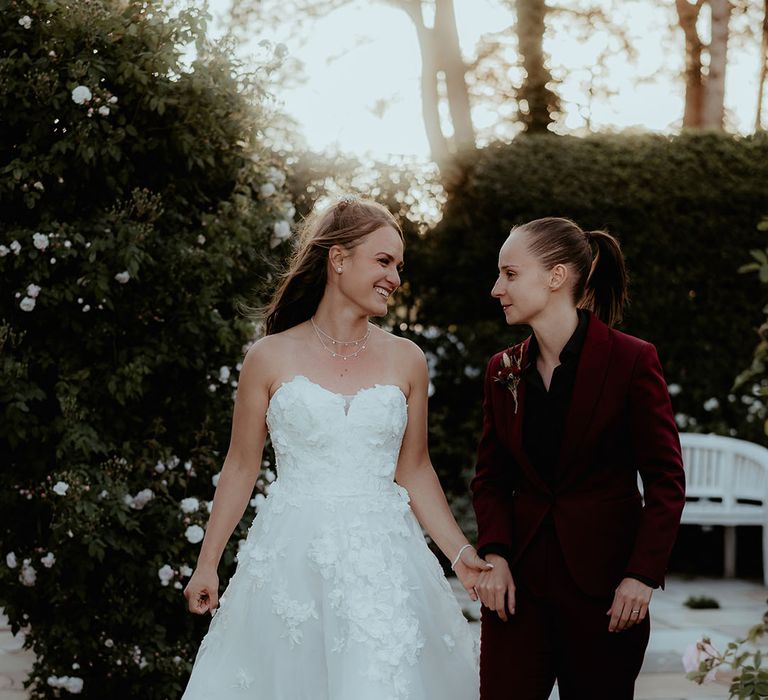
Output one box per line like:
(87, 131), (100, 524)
(182, 197), (488, 700)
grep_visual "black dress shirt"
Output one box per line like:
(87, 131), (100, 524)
(479, 310), (658, 589)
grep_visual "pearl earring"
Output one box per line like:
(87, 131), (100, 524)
(336, 267), (342, 273)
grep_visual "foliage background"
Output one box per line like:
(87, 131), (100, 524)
(0, 0), (290, 697)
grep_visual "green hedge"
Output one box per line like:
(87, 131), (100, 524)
(401, 133), (768, 534)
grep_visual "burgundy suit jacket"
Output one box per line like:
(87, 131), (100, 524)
(471, 312), (686, 598)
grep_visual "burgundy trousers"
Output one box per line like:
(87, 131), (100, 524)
(479, 519), (650, 700)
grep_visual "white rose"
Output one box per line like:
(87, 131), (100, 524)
(33, 181), (44, 191)
(104, 639), (114, 647)
(19, 15), (32, 29)
(53, 481), (69, 496)
(158, 564), (174, 585)
(26, 283), (41, 298)
(10, 240), (21, 254)
(179, 564), (193, 577)
(667, 383), (682, 396)
(218, 366), (230, 383)
(130, 488), (154, 510)
(109, 95), (118, 104)
(6, 552), (18, 568)
(260, 182), (276, 198)
(154, 460), (166, 474)
(114, 271), (130, 284)
(0, 245), (9, 256)
(267, 167), (286, 188)
(65, 677), (84, 694)
(179, 497), (199, 514)
(211, 472), (220, 488)
(270, 220), (292, 248)
(19, 559), (37, 586)
(41, 552), (56, 568)
(71, 85), (92, 105)
(703, 397), (720, 412)
(98, 106), (110, 117)
(197, 234), (206, 245)
(20, 296), (36, 312)
(250, 493), (266, 510)
(183, 460), (192, 472)
(32, 232), (49, 250)
(185, 525), (204, 544)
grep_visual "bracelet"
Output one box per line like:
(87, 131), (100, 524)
(451, 543), (473, 571)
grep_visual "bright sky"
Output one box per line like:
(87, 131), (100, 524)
(206, 0), (762, 160)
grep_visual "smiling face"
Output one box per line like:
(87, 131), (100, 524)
(491, 228), (556, 326)
(332, 225), (404, 317)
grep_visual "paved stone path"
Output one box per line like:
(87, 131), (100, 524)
(2, 576), (765, 699)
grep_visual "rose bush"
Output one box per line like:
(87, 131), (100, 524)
(0, 1), (291, 697)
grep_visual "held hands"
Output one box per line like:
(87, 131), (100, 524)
(451, 545), (495, 602)
(607, 577), (652, 632)
(184, 567), (219, 615)
(475, 554), (516, 622)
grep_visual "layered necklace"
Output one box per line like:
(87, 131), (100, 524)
(311, 317), (371, 360)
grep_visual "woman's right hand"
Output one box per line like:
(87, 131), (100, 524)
(184, 567), (219, 615)
(475, 554), (516, 622)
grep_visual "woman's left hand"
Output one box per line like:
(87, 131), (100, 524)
(607, 577), (652, 632)
(452, 546), (494, 601)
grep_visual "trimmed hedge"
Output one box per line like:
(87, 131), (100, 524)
(402, 133), (768, 534)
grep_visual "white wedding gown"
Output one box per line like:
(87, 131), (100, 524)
(182, 374), (479, 700)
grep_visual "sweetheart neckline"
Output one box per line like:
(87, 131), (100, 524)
(268, 374), (408, 412)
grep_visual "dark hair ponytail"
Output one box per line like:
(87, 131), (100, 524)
(581, 229), (628, 327)
(260, 198), (402, 335)
(515, 217), (628, 327)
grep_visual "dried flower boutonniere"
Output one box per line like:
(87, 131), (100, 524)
(493, 345), (524, 413)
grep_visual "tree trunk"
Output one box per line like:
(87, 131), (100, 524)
(702, 0), (731, 129)
(676, 0), (705, 128)
(433, 0), (476, 152)
(395, 0), (452, 165)
(516, 0), (559, 133)
(756, 0), (768, 131)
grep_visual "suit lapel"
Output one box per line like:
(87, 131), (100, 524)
(555, 313), (612, 484)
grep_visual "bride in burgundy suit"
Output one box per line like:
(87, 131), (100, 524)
(471, 217), (686, 700)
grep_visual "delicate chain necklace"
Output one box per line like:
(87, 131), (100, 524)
(311, 317), (371, 360)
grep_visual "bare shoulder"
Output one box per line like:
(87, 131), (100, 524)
(375, 327), (425, 368)
(241, 331), (299, 387)
(372, 329), (427, 401)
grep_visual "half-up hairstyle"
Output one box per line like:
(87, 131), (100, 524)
(514, 217), (628, 327)
(262, 197), (402, 335)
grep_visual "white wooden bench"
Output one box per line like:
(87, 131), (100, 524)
(678, 432), (768, 586)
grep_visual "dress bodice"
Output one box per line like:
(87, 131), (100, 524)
(266, 375), (408, 497)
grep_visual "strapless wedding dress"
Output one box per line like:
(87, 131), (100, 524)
(182, 374), (479, 700)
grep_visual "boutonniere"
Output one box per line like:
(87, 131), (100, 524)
(493, 345), (524, 413)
